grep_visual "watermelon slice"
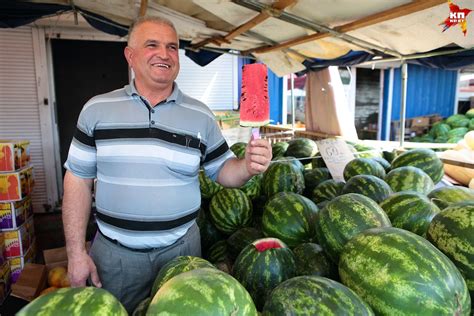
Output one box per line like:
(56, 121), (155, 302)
(239, 64), (270, 129)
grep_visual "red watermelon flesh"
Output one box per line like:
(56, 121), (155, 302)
(240, 63), (270, 127)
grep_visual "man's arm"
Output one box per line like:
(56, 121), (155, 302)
(217, 138), (272, 187)
(62, 171), (101, 287)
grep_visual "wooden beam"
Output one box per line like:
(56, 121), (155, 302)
(191, 0), (296, 50)
(248, 0), (446, 55)
(139, 0), (148, 17)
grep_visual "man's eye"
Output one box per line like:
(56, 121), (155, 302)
(169, 46), (177, 51)
(147, 44), (156, 47)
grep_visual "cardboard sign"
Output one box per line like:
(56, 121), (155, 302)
(316, 138), (355, 181)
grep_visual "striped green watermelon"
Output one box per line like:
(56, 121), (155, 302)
(427, 202), (474, 297)
(272, 141), (289, 159)
(347, 141), (383, 159)
(428, 186), (474, 209)
(207, 240), (230, 263)
(149, 268), (257, 315)
(379, 191), (440, 237)
(448, 136), (463, 143)
(390, 148), (444, 184)
(285, 138), (318, 165)
(385, 166), (434, 194)
(312, 153), (327, 168)
(209, 188), (252, 234)
(262, 276), (374, 316)
(131, 297), (150, 316)
(310, 179), (344, 205)
(446, 114), (470, 128)
(262, 162), (305, 198)
(303, 167), (331, 196)
(339, 227), (471, 315)
(430, 123), (451, 138)
(292, 243), (337, 278)
(466, 109), (474, 119)
(240, 174), (262, 200)
(274, 156), (305, 173)
(196, 209), (224, 256)
(382, 150), (398, 163)
(448, 127), (469, 139)
(227, 227), (264, 260)
(343, 158), (386, 181)
(233, 237), (296, 310)
(315, 193), (391, 263)
(371, 157), (391, 172)
(342, 175), (392, 203)
(469, 118), (474, 130)
(230, 142), (247, 159)
(17, 287), (128, 316)
(199, 170), (223, 200)
(150, 256), (215, 298)
(262, 192), (319, 248)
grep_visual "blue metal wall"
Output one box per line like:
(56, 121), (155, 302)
(238, 58), (283, 124)
(381, 64), (457, 139)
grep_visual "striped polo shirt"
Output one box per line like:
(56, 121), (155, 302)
(64, 81), (235, 249)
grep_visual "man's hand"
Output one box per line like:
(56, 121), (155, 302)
(245, 137), (272, 175)
(67, 251), (102, 288)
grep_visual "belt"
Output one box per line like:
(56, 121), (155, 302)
(97, 229), (157, 253)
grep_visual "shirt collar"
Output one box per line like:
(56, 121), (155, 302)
(124, 80), (182, 104)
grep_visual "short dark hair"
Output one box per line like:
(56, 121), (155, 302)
(127, 16), (178, 45)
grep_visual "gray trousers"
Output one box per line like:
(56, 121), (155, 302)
(89, 222), (201, 314)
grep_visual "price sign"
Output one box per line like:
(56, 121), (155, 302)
(316, 138), (355, 181)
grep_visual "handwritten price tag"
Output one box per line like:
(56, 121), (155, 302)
(316, 138), (355, 181)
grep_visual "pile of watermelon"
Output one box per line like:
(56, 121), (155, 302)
(412, 110), (474, 145)
(18, 138), (473, 315)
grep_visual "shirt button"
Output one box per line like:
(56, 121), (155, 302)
(151, 109), (155, 113)
(151, 120), (155, 124)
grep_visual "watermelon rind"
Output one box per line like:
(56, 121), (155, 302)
(342, 175), (392, 203)
(385, 166), (434, 194)
(310, 179), (344, 205)
(292, 243), (337, 278)
(339, 227), (471, 315)
(209, 188), (253, 234)
(343, 158), (386, 181)
(390, 148), (444, 184)
(428, 186), (474, 209)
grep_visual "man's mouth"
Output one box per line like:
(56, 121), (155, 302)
(152, 63), (171, 69)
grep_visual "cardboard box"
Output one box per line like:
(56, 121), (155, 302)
(2, 217), (35, 258)
(0, 261), (12, 304)
(9, 239), (36, 283)
(0, 166), (34, 202)
(11, 263), (46, 301)
(0, 196), (33, 229)
(0, 140), (30, 172)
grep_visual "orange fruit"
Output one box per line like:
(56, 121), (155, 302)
(39, 286), (59, 296)
(48, 267), (67, 287)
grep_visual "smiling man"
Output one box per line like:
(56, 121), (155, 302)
(62, 16), (272, 313)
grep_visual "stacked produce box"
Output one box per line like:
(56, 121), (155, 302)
(15, 137), (474, 315)
(0, 140), (36, 299)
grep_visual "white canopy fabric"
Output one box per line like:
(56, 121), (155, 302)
(28, 0), (474, 75)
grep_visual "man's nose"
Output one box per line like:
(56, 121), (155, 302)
(156, 45), (169, 59)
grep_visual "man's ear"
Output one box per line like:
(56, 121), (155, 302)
(124, 46), (133, 65)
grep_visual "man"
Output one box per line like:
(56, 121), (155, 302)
(62, 16), (272, 313)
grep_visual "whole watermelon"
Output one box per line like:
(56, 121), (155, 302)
(339, 227), (471, 315)
(206, 240), (229, 263)
(342, 175), (392, 203)
(285, 138), (318, 165)
(199, 170), (223, 200)
(379, 191), (440, 237)
(230, 142), (247, 159)
(262, 162), (305, 198)
(262, 192), (319, 247)
(371, 157), (391, 172)
(312, 153), (327, 168)
(310, 179), (344, 205)
(315, 193), (391, 263)
(240, 174), (262, 200)
(274, 156), (305, 173)
(209, 188), (252, 234)
(385, 166), (434, 194)
(303, 167), (331, 196)
(232, 237), (296, 310)
(132, 297), (150, 316)
(17, 287), (128, 316)
(262, 276), (374, 316)
(150, 256), (215, 298)
(227, 227), (264, 260)
(343, 158), (386, 181)
(427, 202), (474, 298)
(272, 141), (289, 159)
(292, 243), (337, 278)
(390, 148), (444, 184)
(446, 114), (470, 128)
(148, 268), (257, 315)
(196, 209), (224, 256)
(428, 186), (474, 209)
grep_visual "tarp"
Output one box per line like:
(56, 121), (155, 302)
(1, 0), (474, 74)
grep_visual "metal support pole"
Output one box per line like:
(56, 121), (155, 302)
(291, 73), (295, 131)
(399, 61), (408, 147)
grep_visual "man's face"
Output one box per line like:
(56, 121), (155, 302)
(125, 21), (180, 90)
